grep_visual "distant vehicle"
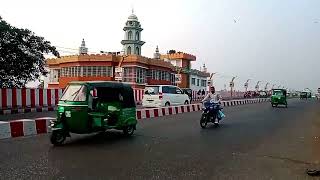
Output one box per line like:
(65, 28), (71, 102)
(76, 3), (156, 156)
(300, 92), (308, 99)
(271, 89), (288, 108)
(258, 91), (269, 98)
(142, 85), (190, 107)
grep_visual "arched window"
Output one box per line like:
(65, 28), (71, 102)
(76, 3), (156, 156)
(128, 31), (132, 40)
(135, 47), (140, 55)
(127, 46), (131, 55)
(135, 32), (139, 40)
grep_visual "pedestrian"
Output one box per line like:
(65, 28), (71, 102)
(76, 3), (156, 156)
(197, 90), (201, 101)
(202, 89), (205, 98)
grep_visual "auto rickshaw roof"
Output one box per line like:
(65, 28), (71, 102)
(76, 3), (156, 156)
(68, 81), (132, 89)
(272, 89), (286, 91)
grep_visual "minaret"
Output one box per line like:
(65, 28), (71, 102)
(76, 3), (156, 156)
(79, 39), (88, 54)
(153, 46), (161, 59)
(121, 11), (145, 55)
(202, 63), (207, 72)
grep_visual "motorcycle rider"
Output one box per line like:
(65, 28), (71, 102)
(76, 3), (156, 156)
(202, 86), (222, 124)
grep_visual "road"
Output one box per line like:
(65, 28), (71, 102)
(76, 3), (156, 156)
(0, 99), (319, 179)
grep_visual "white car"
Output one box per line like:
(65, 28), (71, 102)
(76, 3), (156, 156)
(142, 85), (190, 107)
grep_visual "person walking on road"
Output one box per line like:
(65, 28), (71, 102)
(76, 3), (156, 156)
(202, 89), (206, 98)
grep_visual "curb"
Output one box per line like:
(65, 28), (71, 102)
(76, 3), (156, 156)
(0, 107), (56, 115)
(0, 117), (54, 139)
(0, 98), (269, 140)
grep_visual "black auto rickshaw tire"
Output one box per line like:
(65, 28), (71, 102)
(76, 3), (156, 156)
(123, 125), (135, 136)
(200, 114), (208, 129)
(50, 130), (66, 146)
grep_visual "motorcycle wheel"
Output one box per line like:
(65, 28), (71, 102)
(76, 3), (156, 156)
(50, 130), (66, 146)
(200, 114), (208, 129)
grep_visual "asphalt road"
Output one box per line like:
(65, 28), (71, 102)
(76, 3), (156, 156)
(0, 99), (319, 180)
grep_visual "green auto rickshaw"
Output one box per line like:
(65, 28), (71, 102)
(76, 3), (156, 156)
(50, 81), (137, 145)
(271, 89), (287, 108)
(300, 92), (308, 99)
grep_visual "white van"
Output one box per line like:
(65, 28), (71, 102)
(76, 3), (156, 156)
(142, 85), (190, 107)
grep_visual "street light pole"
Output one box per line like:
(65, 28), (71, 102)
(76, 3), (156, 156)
(208, 72), (217, 88)
(264, 82), (269, 91)
(255, 81), (261, 92)
(230, 76), (237, 98)
(244, 79), (250, 92)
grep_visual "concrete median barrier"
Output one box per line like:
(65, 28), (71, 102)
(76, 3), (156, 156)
(0, 118), (53, 140)
(136, 98), (269, 120)
(0, 98), (269, 140)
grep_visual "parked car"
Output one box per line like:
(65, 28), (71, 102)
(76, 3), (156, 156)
(181, 88), (193, 102)
(258, 91), (269, 98)
(142, 85), (190, 107)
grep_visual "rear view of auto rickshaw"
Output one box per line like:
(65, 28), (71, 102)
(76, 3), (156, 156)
(271, 89), (287, 108)
(300, 91), (308, 99)
(50, 81), (137, 145)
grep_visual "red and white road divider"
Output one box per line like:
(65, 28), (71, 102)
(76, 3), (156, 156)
(0, 117), (54, 139)
(136, 98), (269, 120)
(1, 88), (246, 115)
(0, 98), (269, 140)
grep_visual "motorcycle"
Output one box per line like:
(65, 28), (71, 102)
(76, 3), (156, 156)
(200, 100), (224, 128)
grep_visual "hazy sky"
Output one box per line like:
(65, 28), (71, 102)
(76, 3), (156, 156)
(1, 0), (319, 91)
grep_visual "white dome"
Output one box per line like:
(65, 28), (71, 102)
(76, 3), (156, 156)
(128, 14), (138, 21)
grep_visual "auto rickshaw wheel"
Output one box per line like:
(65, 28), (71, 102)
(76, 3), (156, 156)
(50, 130), (66, 146)
(123, 125), (135, 136)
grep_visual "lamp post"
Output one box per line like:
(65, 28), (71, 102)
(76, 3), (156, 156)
(264, 82), (269, 91)
(230, 76), (237, 97)
(255, 81), (261, 92)
(207, 72), (217, 89)
(244, 79), (250, 92)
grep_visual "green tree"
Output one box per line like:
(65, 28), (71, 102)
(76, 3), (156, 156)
(0, 16), (59, 88)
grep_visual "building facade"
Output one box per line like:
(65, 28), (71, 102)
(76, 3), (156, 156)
(161, 52), (210, 90)
(189, 70), (209, 92)
(47, 54), (176, 89)
(46, 11), (210, 92)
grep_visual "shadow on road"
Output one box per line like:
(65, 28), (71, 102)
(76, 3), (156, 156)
(49, 131), (137, 148)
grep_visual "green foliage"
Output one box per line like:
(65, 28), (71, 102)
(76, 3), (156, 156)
(0, 16), (59, 88)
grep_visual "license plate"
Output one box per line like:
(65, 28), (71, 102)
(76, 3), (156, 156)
(65, 111), (71, 117)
